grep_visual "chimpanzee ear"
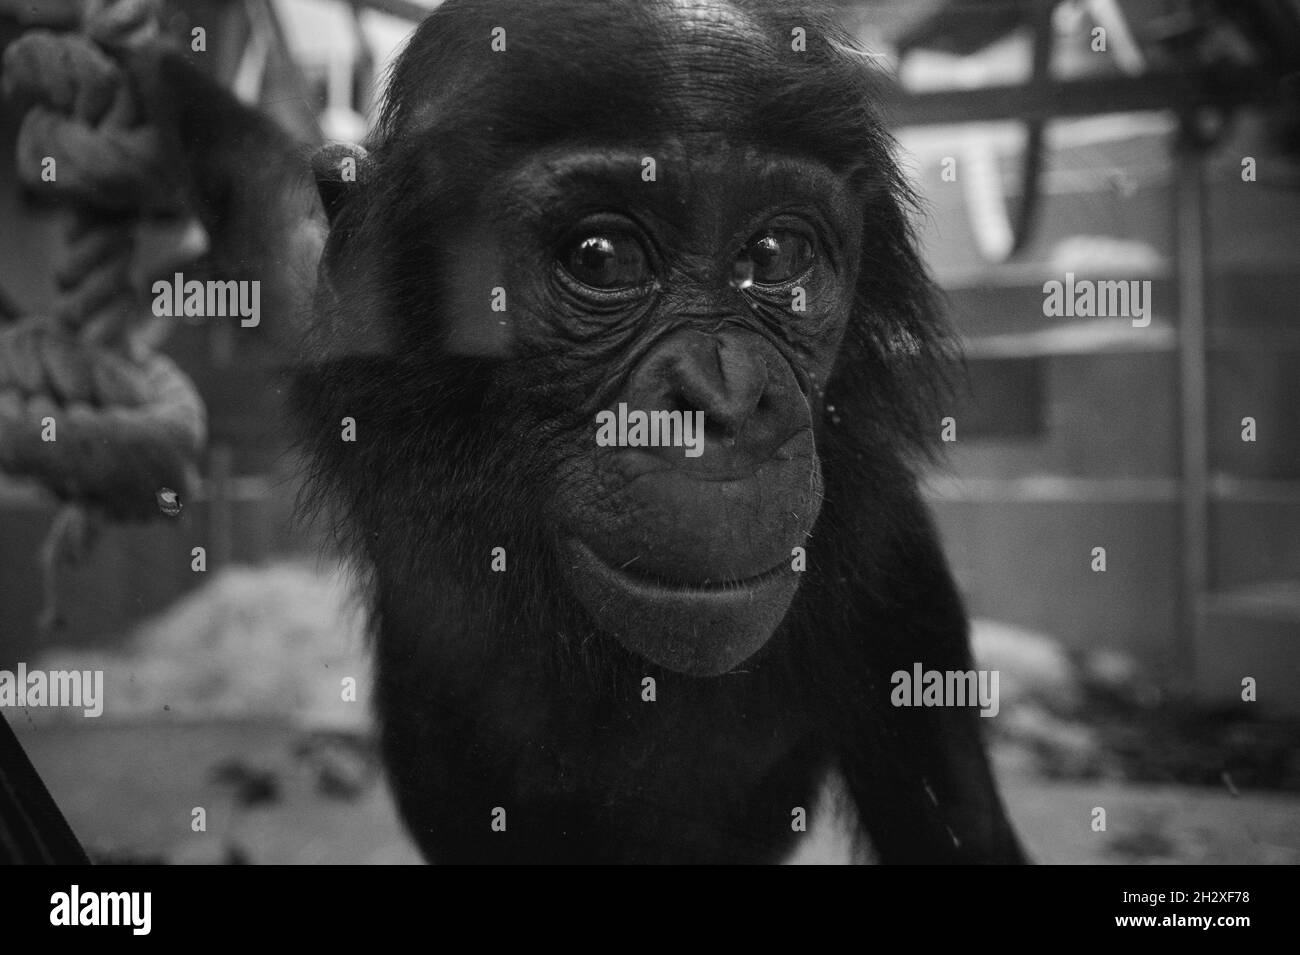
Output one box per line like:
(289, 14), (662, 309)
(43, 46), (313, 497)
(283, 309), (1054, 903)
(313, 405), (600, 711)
(311, 142), (371, 225)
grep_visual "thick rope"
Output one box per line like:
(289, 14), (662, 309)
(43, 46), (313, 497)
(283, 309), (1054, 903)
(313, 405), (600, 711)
(1, 0), (209, 628)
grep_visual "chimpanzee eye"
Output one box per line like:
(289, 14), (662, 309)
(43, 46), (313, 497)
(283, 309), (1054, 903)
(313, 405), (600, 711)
(561, 233), (650, 290)
(741, 229), (814, 286)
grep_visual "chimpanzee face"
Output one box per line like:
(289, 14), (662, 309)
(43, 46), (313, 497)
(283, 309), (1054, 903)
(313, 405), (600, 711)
(306, 0), (924, 679)
(432, 138), (863, 675)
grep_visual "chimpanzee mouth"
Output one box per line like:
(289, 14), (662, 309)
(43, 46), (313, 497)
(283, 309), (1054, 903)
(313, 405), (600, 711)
(565, 538), (790, 595)
(562, 536), (803, 675)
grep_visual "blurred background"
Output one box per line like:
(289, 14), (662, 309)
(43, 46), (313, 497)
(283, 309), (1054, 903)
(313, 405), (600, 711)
(1, 0), (1297, 863)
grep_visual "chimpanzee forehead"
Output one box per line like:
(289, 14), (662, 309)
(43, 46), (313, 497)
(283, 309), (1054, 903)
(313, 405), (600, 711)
(406, 4), (774, 132)
(385, 0), (882, 174)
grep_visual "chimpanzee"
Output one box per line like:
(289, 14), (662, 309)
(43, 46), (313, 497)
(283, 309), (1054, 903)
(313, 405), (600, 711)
(76, 0), (1031, 862)
(282, 0), (1025, 864)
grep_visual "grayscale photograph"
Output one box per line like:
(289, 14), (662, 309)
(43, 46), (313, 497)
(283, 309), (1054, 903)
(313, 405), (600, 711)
(0, 0), (1296, 896)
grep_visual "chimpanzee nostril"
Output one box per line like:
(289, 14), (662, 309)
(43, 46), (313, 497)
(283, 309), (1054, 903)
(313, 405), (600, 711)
(665, 333), (766, 437)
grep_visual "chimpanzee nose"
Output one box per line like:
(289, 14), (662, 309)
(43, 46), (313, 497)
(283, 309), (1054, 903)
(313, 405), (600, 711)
(620, 327), (802, 463)
(673, 332), (766, 439)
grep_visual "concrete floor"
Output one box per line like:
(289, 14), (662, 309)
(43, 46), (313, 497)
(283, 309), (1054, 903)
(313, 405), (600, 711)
(8, 717), (1298, 864)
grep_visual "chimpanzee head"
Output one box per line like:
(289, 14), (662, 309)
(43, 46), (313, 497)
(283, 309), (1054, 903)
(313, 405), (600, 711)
(297, 0), (946, 678)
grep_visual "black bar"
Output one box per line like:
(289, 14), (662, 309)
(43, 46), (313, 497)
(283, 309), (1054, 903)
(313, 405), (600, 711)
(0, 715), (90, 865)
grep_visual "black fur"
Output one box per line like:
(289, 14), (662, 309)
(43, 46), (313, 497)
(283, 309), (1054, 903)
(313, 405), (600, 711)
(290, 0), (1025, 863)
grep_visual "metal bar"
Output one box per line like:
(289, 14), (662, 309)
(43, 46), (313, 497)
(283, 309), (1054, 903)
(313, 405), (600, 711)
(922, 476), (1183, 503)
(208, 443), (235, 570)
(344, 0), (431, 22)
(924, 474), (1300, 505)
(886, 68), (1280, 127)
(1174, 133), (1210, 693)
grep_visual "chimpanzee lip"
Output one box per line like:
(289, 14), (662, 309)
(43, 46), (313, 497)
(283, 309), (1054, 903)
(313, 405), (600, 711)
(563, 536), (802, 676)
(566, 538), (789, 595)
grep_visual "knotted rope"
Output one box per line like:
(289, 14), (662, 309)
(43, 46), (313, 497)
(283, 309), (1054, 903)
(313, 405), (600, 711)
(0, 0), (208, 629)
